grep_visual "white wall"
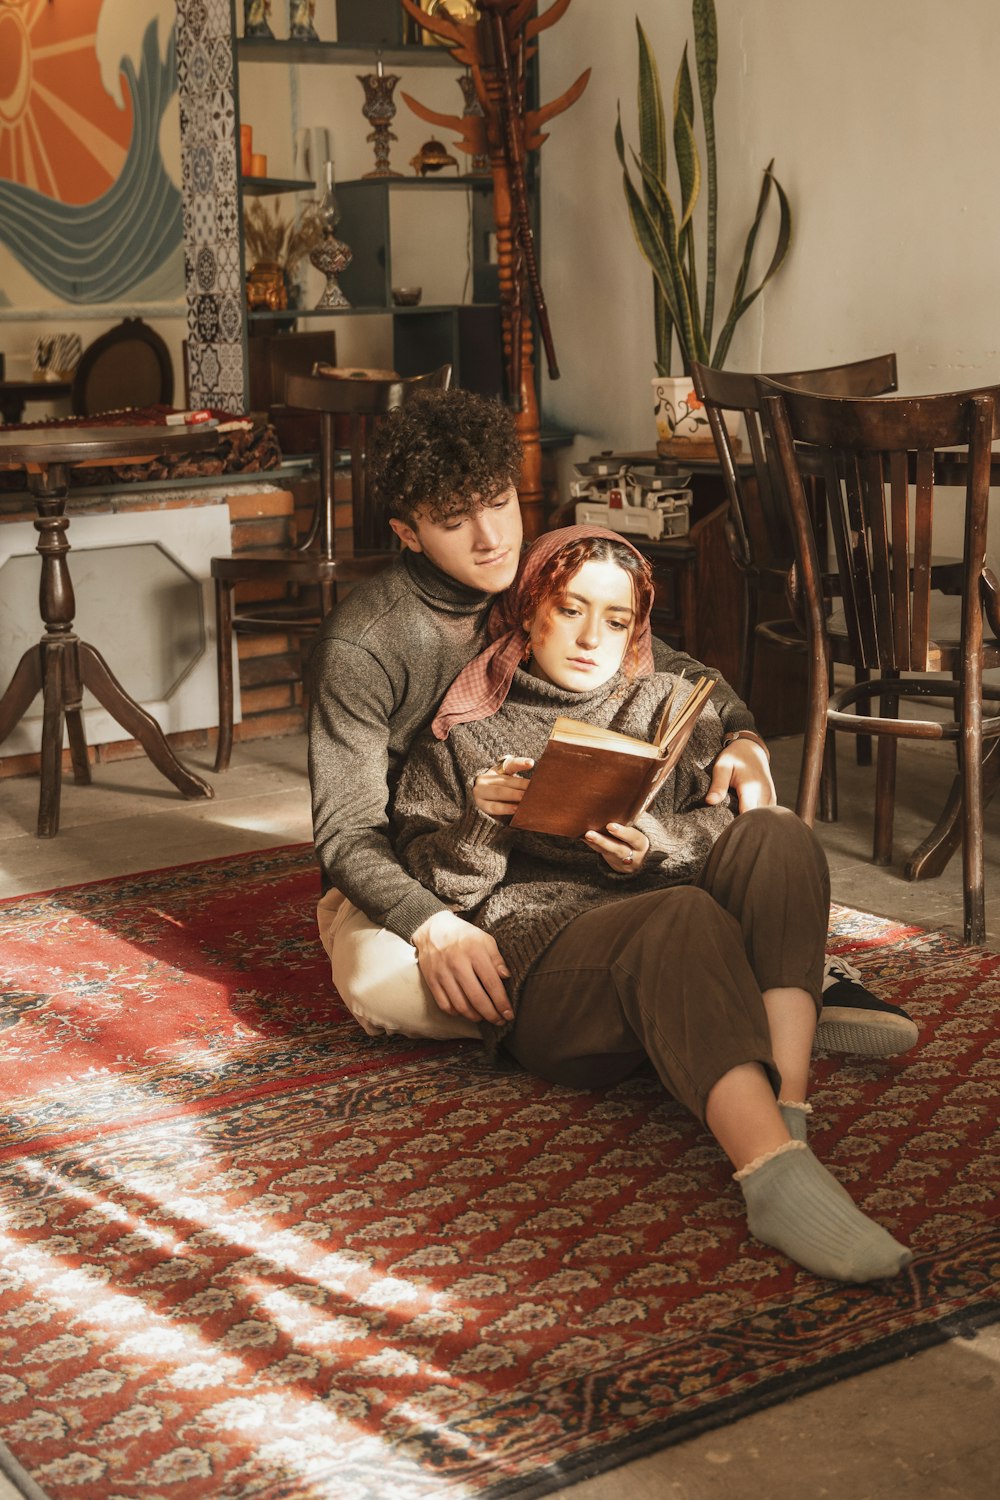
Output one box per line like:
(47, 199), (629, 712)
(540, 0), (1000, 458)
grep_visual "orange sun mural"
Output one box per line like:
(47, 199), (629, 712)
(0, 0), (132, 206)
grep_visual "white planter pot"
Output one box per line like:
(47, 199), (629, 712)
(652, 374), (740, 457)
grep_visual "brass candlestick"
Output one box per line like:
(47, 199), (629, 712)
(309, 163), (352, 309)
(359, 57), (403, 179)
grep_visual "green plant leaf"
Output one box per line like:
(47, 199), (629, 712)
(616, 110), (704, 365)
(635, 20), (670, 369)
(632, 21), (671, 372)
(672, 49), (700, 233)
(712, 165), (793, 368)
(653, 281), (673, 377)
(617, 0), (789, 375)
(632, 146), (710, 369)
(636, 20), (667, 192)
(692, 0), (719, 346)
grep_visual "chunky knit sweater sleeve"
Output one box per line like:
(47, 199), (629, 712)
(309, 633), (450, 939)
(392, 732), (514, 913)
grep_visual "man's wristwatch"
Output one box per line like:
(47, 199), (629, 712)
(723, 729), (770, 759)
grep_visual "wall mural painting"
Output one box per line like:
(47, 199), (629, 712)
(0, 0), (183, 305)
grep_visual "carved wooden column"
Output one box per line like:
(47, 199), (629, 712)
(484, 86), (542, 540)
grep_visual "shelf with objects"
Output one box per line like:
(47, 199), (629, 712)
(391, 0), (589, 540)
(232, 1), (506, 399)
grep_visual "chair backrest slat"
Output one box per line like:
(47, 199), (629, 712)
(840, 452), (880, 667)
(888, 449), (912, 669)
(911, 449), (935, 667)
(859, 451), (895, 670)
(816, 450), (860, 665)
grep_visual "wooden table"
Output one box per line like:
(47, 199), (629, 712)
(0, 379), (73, 425)
(0, 425), (218, 836)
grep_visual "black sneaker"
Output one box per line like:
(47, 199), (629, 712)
(816, 955), (919, 1057)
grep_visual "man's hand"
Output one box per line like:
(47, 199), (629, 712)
(411, 910), (514, 1026)
(705, 737), (775, 813)
(473, 755), (534, 818)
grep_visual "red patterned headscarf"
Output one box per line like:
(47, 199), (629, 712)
(431, 524), (655, 739)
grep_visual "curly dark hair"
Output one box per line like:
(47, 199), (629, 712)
(369, 389), (523, 525)
(520, 536), (655, 679)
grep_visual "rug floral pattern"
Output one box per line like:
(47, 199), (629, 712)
(0, 848), (998, 1499)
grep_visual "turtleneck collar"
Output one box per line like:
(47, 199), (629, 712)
(507, 665), (629, 716)
(402, 548), (497, 617)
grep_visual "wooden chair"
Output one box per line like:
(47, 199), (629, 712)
(71, 317), (174, 415)
(761, 380), (1000, 945)
(211, 364), (452, 771)
(691, 354), (899, 710)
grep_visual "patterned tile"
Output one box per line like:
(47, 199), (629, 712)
(176, 0), (245, 413)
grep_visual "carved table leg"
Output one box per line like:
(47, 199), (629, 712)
(0, 649), (43, 747)
(34, 474), (77, 836)
(0, 465), (215, 836)
(78, 642), (213, 801)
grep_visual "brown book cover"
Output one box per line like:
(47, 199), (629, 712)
(510, 676), (716, 838)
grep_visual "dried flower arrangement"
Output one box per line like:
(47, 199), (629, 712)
(242, 198), (325, 276)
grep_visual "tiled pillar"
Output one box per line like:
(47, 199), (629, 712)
(175, 0), (248, 412)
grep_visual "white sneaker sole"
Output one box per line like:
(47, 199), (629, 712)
(815, 1008), (919, 1057)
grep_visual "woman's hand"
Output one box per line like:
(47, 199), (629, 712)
(472, 755), (535, 817)
(584, 822), (650, 875)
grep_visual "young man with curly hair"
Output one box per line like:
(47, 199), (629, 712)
(308, 388), (917, 1054)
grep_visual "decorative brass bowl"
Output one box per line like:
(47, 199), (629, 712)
(410, 138), (459, 177)
(391, 287), (423, 307)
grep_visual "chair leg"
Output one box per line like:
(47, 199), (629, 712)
(962, 723), (986, 946)
(906, 740), (1000, 882)
(795, 645), (830, 827)
(818, 734), (838, 823)
(215, 578), (235, 773)
(872, 679), (900, 865)
(872, 737), (897, 865)
(854, 665), (872, 766)
(738, 584), (758, 708)
(817, 639), (838, 820)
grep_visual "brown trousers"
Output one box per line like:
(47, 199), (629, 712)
(505, 807), (829, 1121)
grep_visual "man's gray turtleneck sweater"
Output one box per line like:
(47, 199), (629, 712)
(308, 549), (755, 942)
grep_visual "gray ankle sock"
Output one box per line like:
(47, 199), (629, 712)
(738, 1143), (912, 1282)
(778, 1100), (811, 1141)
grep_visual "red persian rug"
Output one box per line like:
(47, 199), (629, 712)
(0, 846), (998, 1500)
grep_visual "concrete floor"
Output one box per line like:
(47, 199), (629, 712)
(1, 729), (998, 1500)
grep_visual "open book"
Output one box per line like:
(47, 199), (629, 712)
(510, 675), (716, 838)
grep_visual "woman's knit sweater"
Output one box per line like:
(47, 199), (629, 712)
(392, 667), (735, 1028)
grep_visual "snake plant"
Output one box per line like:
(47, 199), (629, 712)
(615, 0), (792, 376)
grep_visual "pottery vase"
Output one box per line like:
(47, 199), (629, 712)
(652, 375), (740, 457)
